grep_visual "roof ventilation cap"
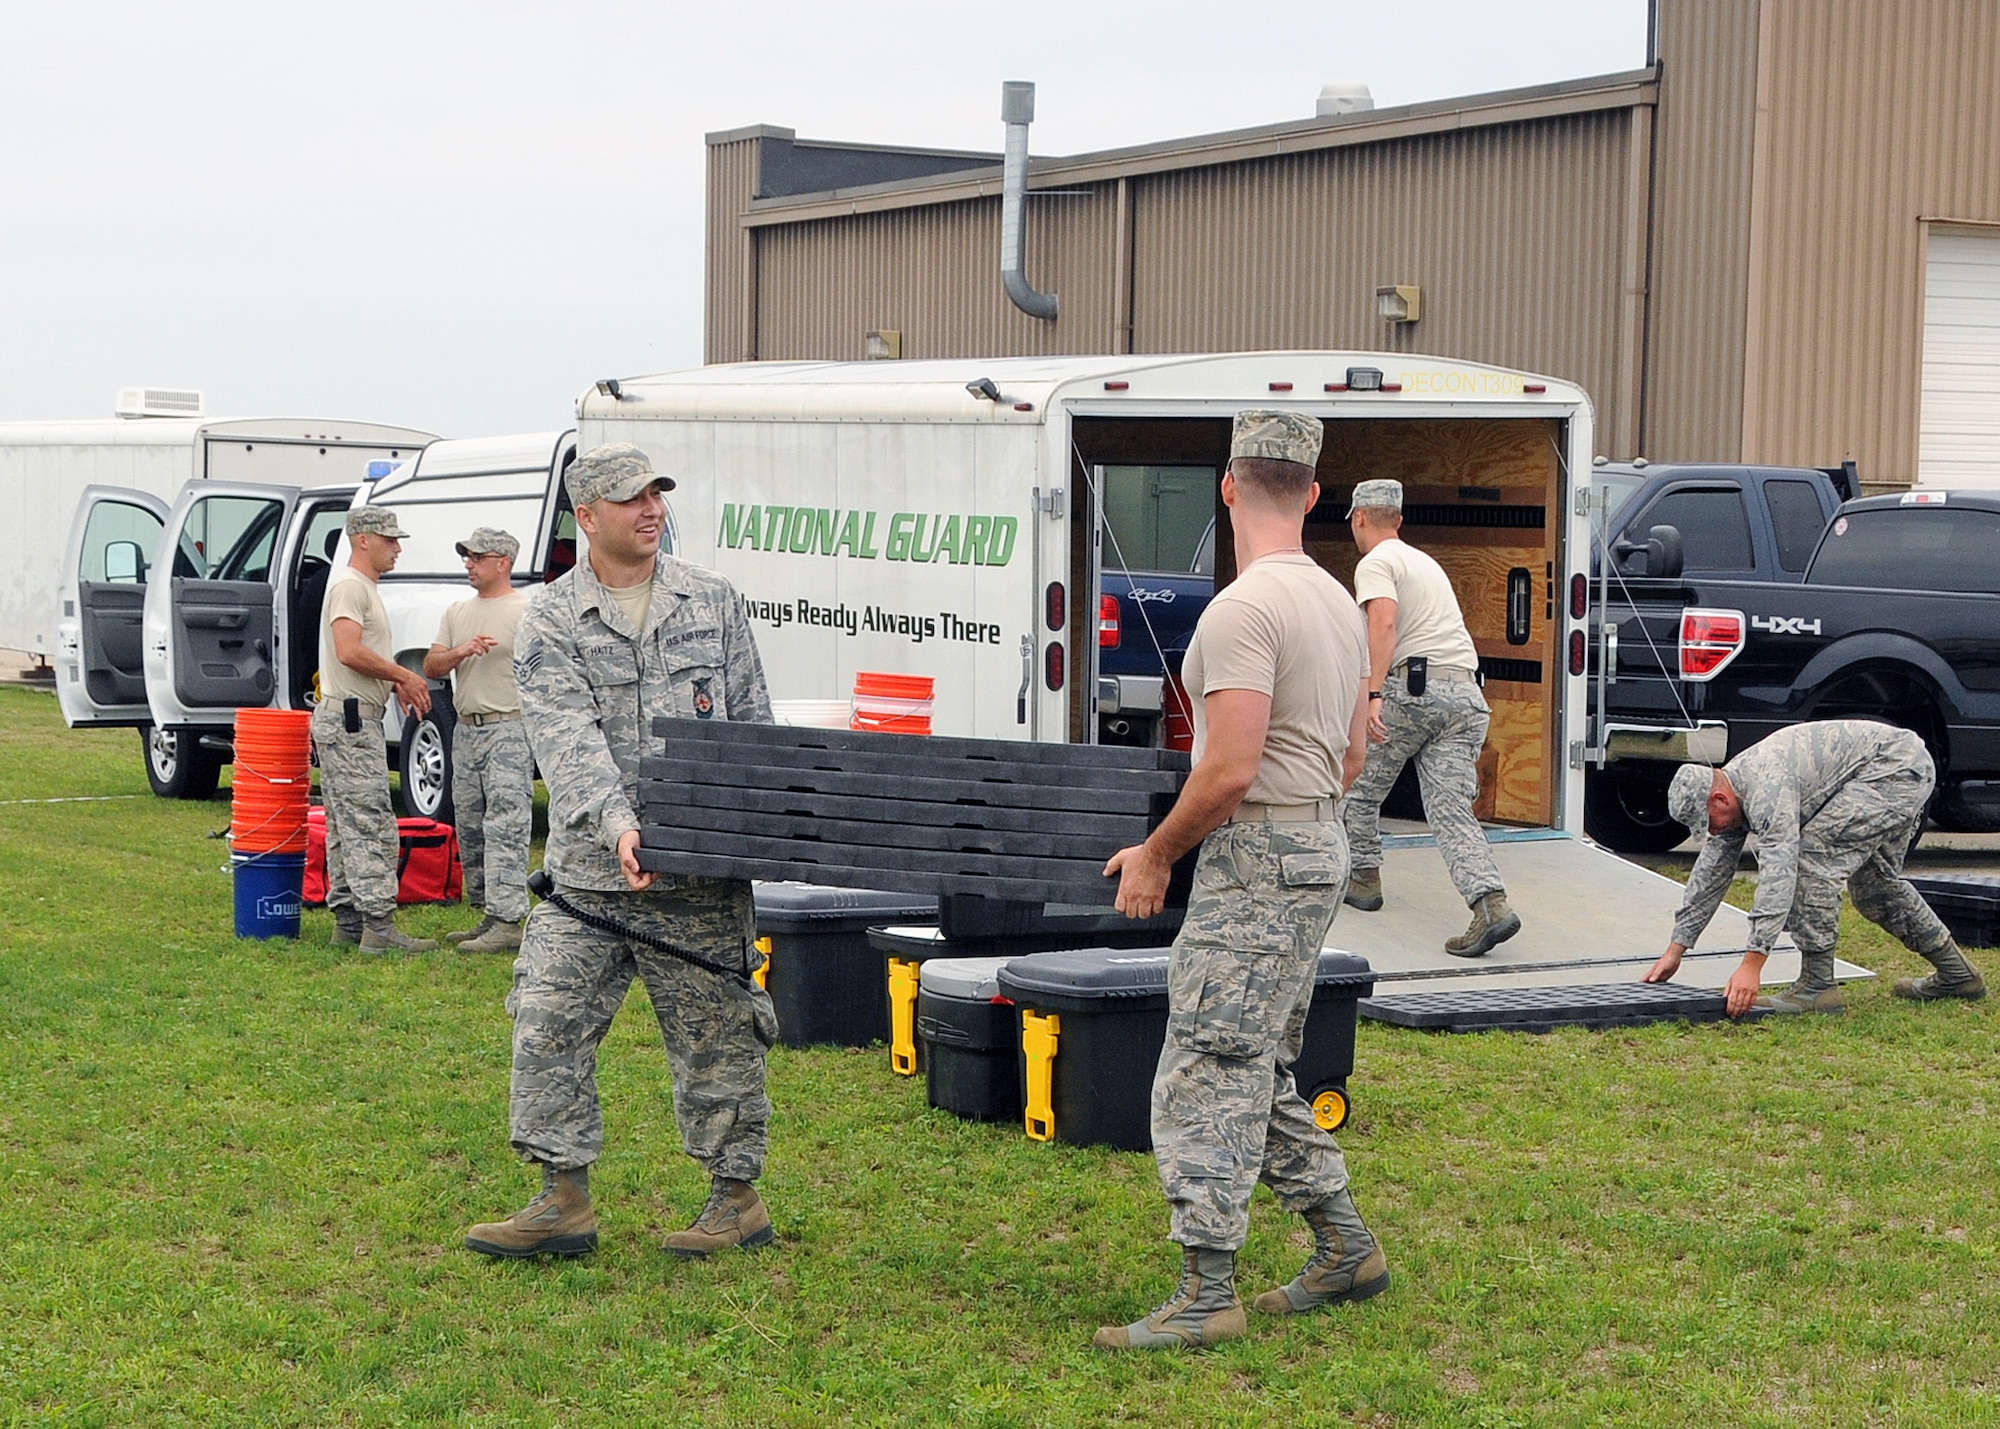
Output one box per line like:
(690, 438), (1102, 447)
(114, 387), (206, 419)
(1316, 82), (1374, 117)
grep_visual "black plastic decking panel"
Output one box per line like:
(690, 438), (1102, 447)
(640, 759), (1166, 817)
(643, 741), (1185, 795)
(1360, 981), (1750, 1033)
(633, 847), (1112, 905)
(638, 780), (1152, 839)
(640, 803), (1149, 857)
(652, 716), (1191, 773)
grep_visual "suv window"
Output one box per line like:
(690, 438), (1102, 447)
(1627, 486), (1754, 572)
(1765, 479), (1826, 572)
(1809, 507), (2000, 592)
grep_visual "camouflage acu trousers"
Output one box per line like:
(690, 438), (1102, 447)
(1788, 754), (1949, 971)
(1343, 676), (1504, 905)
(507, 880), (777, 1178)
(310, 701), (399, 918)
(452, 719), (533, 923)
(1151, 819), (1351, 1251)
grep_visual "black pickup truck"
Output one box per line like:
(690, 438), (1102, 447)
(1587, 487), (2000, 852)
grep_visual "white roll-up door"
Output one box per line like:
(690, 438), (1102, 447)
(1918, 228), (2000, 488)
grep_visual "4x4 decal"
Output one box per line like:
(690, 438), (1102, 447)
(1750, 615), (1822, 636)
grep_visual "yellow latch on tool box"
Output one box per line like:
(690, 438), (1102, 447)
(1021, 1008), (1061, 1141)
(751, 936), (771, 991)
(888, 957), (921, 1075)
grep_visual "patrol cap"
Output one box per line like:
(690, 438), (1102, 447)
(565, 442), (676, 507)
(1667, 763), (1716, 834)
(1346, 478), (1404, 516)
(1229, 410), (1323, 468)
(455, 526), (520, 561)
(346, 506), (410, 539)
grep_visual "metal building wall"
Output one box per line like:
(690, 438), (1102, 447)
(1127, 112), (1642, 453)
(751, 188), (1122, 361)
(706, 130), (763, 363)
(1741, 0), (2000, 485)
(1643, 0), (1762, 463)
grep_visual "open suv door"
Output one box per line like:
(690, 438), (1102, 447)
(56, 485), (172, 730)
(138, 481), (358, 796)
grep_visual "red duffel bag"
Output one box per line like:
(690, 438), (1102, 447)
(303, 806), (463, 906)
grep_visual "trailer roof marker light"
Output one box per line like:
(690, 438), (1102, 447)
(594, 378), (623, 400)
(1269, 381), (1293, 392)
(1323, 381), (1349, 393)
(1014, 402), (1034, 411)
(1103, 380), (1129, 391)
(1379, 382), (1403, 393)
(1523, 382), (1547, 394)
(1344, 367), (1384, 392)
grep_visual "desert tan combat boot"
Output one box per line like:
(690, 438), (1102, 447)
(1093, 1247), (1246, 1351)
(1758, 949), (1844, 1014)
(464, 1165), (598, 1259)
(663, 1177), (775, 1258)
(1444, 892), (1521, 958)
(444, 915), (498, 947)
(1893, 938), (1987, 1002)
(360, 915), (439, 954)
(457, 919), (523, 955)
(330, 905), (364, 946)
(1343, 867), (1384, 912)
(1253, 1189), (1391, 1315)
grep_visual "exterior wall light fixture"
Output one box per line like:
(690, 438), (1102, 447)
(1376, 285), (1422, 324)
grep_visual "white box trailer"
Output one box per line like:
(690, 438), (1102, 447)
(581, 351), (1593, 833)
(9, 414), (435, 661)
(577, 351), (1842, 1001)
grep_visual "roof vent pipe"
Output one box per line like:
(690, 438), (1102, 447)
(1000, 81), (1059, 321)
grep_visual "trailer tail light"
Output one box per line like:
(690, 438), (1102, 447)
(1044, 640), (1065, 691)
(1044, 582), (1065, 632)
(1523, 382), (1547, 394)
(1098, 594), (1121, 648)
(1569, 629), (1586, 676)
(1570, 573), (1588, 620)
(1680, 608), (1746, 681)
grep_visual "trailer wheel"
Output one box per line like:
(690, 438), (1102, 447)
(141, 724), (223, 801)
(397, 688), (455, 824)
(1309, 1082), (1351, 1133)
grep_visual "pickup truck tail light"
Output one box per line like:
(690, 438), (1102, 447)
(1099, 594), (1121, 648)
(1679, 608), (1746, 681)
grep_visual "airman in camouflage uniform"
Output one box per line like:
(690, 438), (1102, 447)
(465, 444), (783, 1263)
(1341, 478), (1520, 958)
(314, 504), (438, 954)
(425, 527), (534, 954)
(1097, 411), (1389, 1352)
(1644, 719), (1986, 1015)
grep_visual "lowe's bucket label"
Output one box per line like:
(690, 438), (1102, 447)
(717, 505), (1018, 566)
(258, 890), (302, 920)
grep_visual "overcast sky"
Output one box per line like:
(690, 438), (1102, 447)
(1, 1), (1648, 439)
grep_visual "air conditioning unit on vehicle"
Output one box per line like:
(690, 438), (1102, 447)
(114, 387), (206, 419)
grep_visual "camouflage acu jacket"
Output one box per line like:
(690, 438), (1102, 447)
(1671, 721), (1928, 952)
(516, 555), (773, 891)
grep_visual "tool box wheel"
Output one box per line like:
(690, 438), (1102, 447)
(1309, 1082), (1351, 1133)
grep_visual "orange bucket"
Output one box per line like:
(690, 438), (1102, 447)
(230, 707), (313, 853)
(850, 671), (935, 736)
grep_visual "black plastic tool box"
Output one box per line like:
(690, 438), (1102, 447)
(753, 882), (937, 1047)
(917, 957), (1021, 1124)
(994, 946), (1376, 1152)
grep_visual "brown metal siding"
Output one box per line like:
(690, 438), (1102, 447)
(751, 189), (1122, 361)
(1741, 0), (2000, 485)
(1130, 114), (1638, 449)
(706, 136), (760, 362)
(1643, 0), (1762, 463)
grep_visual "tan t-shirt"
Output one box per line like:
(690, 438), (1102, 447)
(434, 590), (531, 716)
(1181, 553), (1367, 806)
(602, 577), (653, 633)
(319, 565), (394, 705)
(1351, 537), (1480, 673)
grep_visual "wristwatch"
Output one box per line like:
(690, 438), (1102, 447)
(1368, 691), (1382, 700)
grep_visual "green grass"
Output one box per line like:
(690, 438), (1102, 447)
(2, 684), (1997, 1427)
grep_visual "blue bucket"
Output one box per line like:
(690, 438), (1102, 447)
(233, 850), (305, 939)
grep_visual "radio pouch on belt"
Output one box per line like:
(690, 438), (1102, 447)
(1406, 656), (1428, 697)
(343, 696), (362, 733)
